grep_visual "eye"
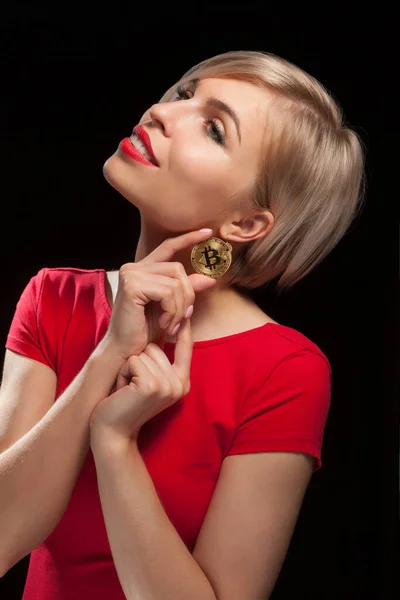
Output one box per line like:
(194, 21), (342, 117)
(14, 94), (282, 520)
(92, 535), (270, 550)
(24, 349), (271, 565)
(204, 118), (225, 145)
(172, 84), (226, 146)
(176, 84), (192, 100)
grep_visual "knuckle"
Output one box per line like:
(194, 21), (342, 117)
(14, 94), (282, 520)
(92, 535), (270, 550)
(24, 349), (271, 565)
(172, 261), (184, 274)
(146, 343), (158, 352)
(144, 380), (158, 395)
(164, 383), (174, 398)
(119, 267), (138, 288)
(175, 385), (184, 399)
(119, 270), (129, 285)
(166, 285), (176, 298)
(120, 263), (135, 276)
(128, 355), (140, 369)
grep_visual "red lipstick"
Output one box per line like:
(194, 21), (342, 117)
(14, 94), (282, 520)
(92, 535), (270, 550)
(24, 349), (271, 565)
(119, 137), (157, 167)
(133, 125), (158, 165)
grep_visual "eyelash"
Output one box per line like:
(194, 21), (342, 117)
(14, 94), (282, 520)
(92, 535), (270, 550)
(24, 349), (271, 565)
(174, 84), (226, 146)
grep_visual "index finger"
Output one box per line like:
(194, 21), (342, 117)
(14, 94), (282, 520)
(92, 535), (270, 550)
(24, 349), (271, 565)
(140, 229), (213, 264)
(172, 315), (193, 384)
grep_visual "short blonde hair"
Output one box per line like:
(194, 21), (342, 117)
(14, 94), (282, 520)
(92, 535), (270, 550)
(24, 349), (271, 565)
(159, 50), (366, 292)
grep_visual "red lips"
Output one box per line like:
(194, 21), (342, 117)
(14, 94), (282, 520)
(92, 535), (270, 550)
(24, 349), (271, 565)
(133, 125), (159, 166)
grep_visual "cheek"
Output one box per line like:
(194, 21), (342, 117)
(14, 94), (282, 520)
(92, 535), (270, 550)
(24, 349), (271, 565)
(158, 174), (238, 232)
(169, 142), (232, 197)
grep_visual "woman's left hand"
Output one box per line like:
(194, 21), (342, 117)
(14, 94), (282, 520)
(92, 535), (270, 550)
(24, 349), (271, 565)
(89, 316), (193, 442)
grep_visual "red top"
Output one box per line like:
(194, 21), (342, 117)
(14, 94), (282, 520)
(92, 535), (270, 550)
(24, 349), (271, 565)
(5, 267), (332, 600)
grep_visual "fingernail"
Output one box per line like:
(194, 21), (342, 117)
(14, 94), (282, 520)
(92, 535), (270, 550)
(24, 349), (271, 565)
(199, 228), (212, 233)
(172, 323), (181, 335)
(185, 304), (194, 319)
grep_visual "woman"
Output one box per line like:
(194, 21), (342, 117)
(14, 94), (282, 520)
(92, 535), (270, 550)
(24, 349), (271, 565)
(0, 51), (364, 599)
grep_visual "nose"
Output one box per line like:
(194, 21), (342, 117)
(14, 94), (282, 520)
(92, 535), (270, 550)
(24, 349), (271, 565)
(148, 102), (172, 137)
(149, 104), (165, 135)
(148, 98), (192, 138)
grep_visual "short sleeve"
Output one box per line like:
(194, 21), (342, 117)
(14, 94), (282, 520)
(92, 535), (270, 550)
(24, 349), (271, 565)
(5, 268), (54, 370)
(225, 350), (332, 472)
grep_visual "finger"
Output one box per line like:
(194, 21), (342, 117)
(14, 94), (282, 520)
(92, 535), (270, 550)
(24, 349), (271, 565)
(120, 269), (185, 335)
(116, 355), (151, 391)
(163, 268), (187, 336)
(172, 315), (193, 390)
(161, 277), (185, 337)
(137, 264), (211, 335)
(140, 229), (213, 265)
(115, 358), (135, 391)
(141, 262), (194, 335)
(116, 354), (154, 393)
(115, 370), (128, 392)
(131, 260), (217, 295)
(120, 270), (179, 330)
(140, 347), (182, 397)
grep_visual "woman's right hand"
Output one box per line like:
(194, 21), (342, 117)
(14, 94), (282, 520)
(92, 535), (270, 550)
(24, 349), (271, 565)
(102, 229), (218, 360)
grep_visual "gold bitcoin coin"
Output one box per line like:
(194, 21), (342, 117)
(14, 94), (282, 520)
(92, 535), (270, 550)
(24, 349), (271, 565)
(191, 237), (233, 278)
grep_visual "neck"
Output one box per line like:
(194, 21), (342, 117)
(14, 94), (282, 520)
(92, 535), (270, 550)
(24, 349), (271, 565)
(133, 223), (251, 332)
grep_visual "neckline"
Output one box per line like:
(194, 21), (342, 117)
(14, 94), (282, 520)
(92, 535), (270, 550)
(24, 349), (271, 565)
(99, 269), (280, 349)
(162, 321), (277, 349)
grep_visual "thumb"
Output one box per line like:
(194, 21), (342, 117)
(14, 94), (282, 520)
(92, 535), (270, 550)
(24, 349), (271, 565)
(188, 273), (218, 293)
(114, 357), (134, 392)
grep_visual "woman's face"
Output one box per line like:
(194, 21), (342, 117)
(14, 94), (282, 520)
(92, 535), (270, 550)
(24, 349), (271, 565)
(103, 76), (271, 233)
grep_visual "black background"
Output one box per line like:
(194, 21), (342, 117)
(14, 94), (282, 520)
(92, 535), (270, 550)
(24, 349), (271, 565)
(0, 4), (398, 600)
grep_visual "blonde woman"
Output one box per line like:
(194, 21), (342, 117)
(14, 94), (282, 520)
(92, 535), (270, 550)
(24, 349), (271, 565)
(0, 51), (365, 600)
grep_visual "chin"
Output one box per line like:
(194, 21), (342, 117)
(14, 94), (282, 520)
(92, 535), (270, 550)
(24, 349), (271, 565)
(102, 153), (139, 202)
(102, 152), (127, 185)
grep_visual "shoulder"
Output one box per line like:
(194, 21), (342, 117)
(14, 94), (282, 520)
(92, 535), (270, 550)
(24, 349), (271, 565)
(41, 266), (104, 282)
(30, 267), (108, 312)
(265, 323), (331, 375)
(237, 320), (331, 381)
(37, 267), (105, 293)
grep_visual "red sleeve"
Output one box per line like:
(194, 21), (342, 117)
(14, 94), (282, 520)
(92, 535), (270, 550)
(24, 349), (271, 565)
(5, 268), (55, 371)
(225, 350), (332, 472)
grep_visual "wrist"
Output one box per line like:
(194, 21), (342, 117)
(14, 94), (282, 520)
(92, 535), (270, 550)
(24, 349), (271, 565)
(90, 422), (136, 456)
(93, 334), (132, 366)
(95, 332), (148, 362)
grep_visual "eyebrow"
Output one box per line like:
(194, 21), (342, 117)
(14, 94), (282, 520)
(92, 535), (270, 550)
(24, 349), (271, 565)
(190, 78), (242, 144)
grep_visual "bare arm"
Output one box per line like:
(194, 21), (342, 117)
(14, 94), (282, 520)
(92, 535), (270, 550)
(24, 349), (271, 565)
(0, 337), (126, 575)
